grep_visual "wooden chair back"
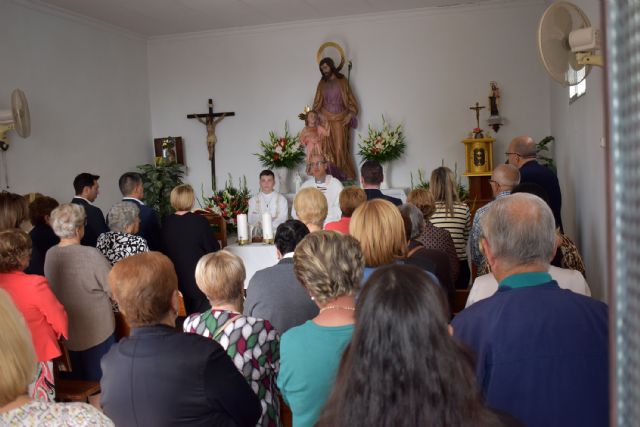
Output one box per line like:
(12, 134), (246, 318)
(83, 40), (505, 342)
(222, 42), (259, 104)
(194, 210), (228, 248)
(53, 341), (101, 402)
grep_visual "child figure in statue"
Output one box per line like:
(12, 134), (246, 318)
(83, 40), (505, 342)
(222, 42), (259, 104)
(300, 110), (329, 174)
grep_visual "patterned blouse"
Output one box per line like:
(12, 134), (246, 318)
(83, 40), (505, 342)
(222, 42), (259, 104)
(416, 220), (460, 283)
(184, 309), (281, 427)
(96, 231), (149, 265)
(430, 201), (471, 260)
(0, 400), (114, 426)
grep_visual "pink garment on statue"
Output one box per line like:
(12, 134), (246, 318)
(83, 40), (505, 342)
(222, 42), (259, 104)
(300, 125), (329, 161)
(322, 82), (344, 113)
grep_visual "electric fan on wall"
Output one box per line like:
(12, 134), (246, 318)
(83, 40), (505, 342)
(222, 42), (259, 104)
(0, 89), (31, 151)
(537, 1), (603, 86)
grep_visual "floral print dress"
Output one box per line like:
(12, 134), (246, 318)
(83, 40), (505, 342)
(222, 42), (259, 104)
(184, 309), (281, 427)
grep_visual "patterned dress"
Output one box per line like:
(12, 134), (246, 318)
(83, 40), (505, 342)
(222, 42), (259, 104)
(96, 231), (149, 265)
(184, 309), (281, 427)
(0, 400), (114, 426)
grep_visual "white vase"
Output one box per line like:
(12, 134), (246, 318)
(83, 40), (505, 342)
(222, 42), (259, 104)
(380, 162), (390, 189)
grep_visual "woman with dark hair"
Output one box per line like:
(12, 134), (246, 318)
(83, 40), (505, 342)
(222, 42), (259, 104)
(0, 192), (29, 231)
(25, 196), (59, 275)
(318, 265), (519, 427)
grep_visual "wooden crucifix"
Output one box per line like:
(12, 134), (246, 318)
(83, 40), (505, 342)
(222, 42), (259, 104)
(469, 102), (485, 129)
(187, 99), (235, 190)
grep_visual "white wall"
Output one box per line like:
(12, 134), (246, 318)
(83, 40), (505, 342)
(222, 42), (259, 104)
(147, 1), (551, 196)
(0, 0), (151, 211)
(549, 0), (607, 300)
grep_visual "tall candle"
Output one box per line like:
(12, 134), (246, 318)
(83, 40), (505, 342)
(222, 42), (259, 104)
(237, 214), (249, 241)
(262, 213), (273, 240)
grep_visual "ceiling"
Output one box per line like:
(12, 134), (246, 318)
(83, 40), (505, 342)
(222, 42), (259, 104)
(31, 0), (518, 37)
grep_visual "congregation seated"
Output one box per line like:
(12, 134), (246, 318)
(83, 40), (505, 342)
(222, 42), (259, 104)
(0, 191), (29, 231)
(349, 199), (406, 282)
(466, 264), (591, 308)
(97, 201), (149, 265)
(360, 160), (402, 205)
(399, 203), (454, 310)
(292, 187), (327, 233)
(161, 184), (220, 315)
(278, 231), (363, 427)
(324, 186), (366, 234)
(292, 154), (343, 224)
(429, 167), (471, 288)
(406, 188), (459, 282)
(44, 204), (114, 391)
(452, 193), (608, 427)
(119, 172), (162, 251)
(0, 289), (112, 426)
(317, 265), (520, 427)
(247, 169), (288, 229)
(244, 219), (318, 334)
(0, 229), (68, 402)
(24, 196), (60, 275)
(101, 252), (261, 427)
(183, 251), (280, 426)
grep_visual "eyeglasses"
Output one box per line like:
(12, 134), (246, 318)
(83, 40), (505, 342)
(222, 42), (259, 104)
(504, 152), (520, 157)
(306, 161), (326, 168)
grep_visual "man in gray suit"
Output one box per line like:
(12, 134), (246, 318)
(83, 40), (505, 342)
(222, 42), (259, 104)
(244, 220), (318, 334)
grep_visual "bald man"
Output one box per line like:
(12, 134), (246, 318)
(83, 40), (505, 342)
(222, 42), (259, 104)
(469, 164), (520, 267)
(506, 135), (563, 231)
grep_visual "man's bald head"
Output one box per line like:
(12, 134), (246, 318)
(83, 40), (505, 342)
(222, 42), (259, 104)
(480, 193), (556, 269)
(509, 136), (537, 157)
(492, 164), (520, 190)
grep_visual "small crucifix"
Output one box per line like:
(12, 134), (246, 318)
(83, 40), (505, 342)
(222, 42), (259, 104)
(187, 98), (235, 190)
(469, 102), (485, 129)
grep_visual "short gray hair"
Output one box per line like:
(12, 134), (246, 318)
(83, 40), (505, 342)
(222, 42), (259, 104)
(480, 193), (556, 268)
(107, 202), (140, 233)
(50, 203), (86, 239)
(399, 203), (424, 240)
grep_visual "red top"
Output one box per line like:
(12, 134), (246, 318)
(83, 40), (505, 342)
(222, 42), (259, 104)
(0, 271), (68, 361)
(324, 216), (351, 234)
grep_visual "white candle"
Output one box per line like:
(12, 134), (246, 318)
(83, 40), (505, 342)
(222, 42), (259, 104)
(262, 212), (273, 240)
(237, 214), (249, 241)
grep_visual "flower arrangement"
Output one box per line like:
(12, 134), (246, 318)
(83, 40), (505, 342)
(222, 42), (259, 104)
(200, 175), (250, 231)
(410, 163), (469, 202)
(255, 122), (306, 169)
(358, 116), (406, 163)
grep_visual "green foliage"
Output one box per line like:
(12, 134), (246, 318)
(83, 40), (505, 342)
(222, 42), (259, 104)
(358, 115), (406, 163)
(137, 161), (185, 221)
(537, 136), (557, 174)
(255, 122), (306, 170)
(200, 174), (250, 232)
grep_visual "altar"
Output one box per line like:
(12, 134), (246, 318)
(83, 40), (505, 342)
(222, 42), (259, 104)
(225, 242), (279, 289)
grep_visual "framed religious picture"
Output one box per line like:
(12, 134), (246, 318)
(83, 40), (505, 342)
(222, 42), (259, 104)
(154, 136), (185, 165)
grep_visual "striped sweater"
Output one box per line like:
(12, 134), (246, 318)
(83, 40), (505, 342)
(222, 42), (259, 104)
(430, 201), (470, 260)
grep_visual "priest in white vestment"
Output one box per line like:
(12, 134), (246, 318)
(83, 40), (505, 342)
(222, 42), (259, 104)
(248, 170), (288, 228)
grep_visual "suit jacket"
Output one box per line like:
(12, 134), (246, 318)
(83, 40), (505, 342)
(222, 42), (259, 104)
(71, 197), (108, 247)
(244, 258), (319, 334)
(364, 188), (402, 206)
(101, 325), (261, 427)
(519, 161), (563, 231)
(122, 197), (162, 251)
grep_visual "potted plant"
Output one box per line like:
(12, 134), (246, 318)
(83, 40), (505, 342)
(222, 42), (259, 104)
(137, 160), (185, 222)
(358, 116), (406, 188)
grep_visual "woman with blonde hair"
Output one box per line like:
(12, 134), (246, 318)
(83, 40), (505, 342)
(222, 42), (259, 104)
(184, 251), (280, 427)
(278, 231), (364, 427)
(161, 184), (219, 314)
(0, 229), (67, 402)
(0, 192), (29, 231)
(349, 199), (406, 281)
(429, 167), (471, 288)
(0, 289), (112, 425)
(293, 187), (328, 232)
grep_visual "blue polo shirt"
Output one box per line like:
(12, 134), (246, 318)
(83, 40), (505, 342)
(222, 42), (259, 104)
(452, 272), (609, 427)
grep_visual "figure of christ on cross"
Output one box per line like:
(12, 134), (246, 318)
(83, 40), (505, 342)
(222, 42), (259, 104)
(187, 98), (235, 190)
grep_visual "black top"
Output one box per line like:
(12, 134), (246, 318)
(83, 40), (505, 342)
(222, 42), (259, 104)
(519, 161), (563, 232)
(161, 213), (219, 314)
(25, 223), (59, 275)
(405, 240), (454, 313)
(364, 188), (402, 206)
(122, 198), (162, 251)
(71, 197), (108, 247)
(100, 325), (261, 427)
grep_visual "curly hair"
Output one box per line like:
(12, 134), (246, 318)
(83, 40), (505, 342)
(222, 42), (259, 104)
(0, 229), (32, 272)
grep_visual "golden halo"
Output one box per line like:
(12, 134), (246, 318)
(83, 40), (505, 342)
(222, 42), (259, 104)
(316, 42), (346, 71)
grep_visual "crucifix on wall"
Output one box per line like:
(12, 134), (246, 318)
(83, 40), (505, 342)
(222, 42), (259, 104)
(187, 98), (235, 190)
